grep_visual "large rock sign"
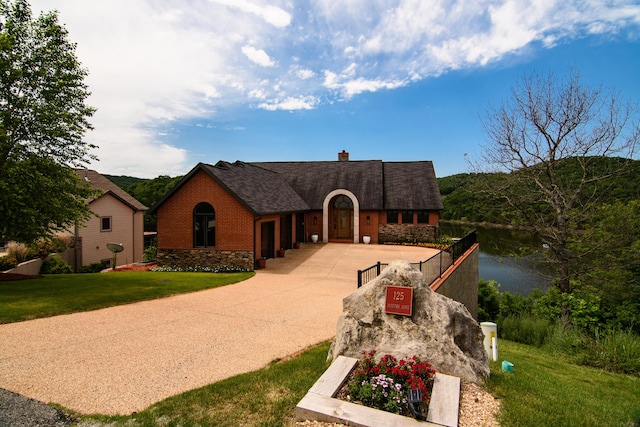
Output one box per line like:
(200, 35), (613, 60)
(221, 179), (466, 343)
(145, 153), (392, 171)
(328, 260), (489, 383)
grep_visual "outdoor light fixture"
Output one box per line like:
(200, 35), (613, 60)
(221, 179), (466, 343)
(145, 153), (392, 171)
(407, 388), (424, 421)
(366, 215), (370, 224)
(313, 216), (317, 225)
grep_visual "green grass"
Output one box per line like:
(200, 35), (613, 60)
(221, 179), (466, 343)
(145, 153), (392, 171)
(69, 339), (640, 426)
(77, 341), (332, 427)
(487, 340), (640, 427)
(0, 271), (253, 323)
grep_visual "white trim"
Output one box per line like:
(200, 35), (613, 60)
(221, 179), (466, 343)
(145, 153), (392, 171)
(322, 189), (359, 243)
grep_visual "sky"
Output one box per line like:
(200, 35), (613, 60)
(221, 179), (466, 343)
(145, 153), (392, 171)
(28, 0), (640, 178)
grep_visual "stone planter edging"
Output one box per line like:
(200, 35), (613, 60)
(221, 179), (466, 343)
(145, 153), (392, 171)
(295, 356), (460, 427)
(5, 258), (44, 276)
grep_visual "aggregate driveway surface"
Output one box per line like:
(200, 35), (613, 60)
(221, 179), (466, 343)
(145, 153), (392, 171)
(0, 243), (437, 415)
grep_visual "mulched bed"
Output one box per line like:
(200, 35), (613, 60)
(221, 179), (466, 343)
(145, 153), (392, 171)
(105, 262), (157, 272)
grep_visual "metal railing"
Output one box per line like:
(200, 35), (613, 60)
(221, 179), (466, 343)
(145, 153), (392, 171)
(357, 230), (476, 288)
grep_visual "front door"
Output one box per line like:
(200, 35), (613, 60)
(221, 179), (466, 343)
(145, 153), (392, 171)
(330, 195), (353, 240)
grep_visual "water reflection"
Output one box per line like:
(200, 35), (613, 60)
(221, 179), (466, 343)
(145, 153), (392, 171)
(440, 223), (554, 295)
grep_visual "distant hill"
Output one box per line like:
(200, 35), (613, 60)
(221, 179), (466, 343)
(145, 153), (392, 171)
(437, 157), (640, 223)
(103, 175), (147, 193)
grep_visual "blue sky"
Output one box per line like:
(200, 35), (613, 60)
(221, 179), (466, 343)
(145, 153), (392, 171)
(30, 1), (640, 178)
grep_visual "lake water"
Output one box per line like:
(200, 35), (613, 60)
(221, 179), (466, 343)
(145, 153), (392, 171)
(440, 223), (554, 295)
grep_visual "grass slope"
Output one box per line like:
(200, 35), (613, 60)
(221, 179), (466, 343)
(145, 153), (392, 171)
(488, 340), (640, 427)
(0, 271), (253, 323)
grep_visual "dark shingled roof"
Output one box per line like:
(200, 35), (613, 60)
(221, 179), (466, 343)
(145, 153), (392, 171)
(76, 169), (148, 211)
(252, 161), (384, 210)
(151, 159), (443, 214)
(383, 162), (444, 210)
(201, 161), (309, 215)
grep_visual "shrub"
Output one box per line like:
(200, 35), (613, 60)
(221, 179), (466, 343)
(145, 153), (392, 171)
(30, 237), (70, 258)
(6, 241), (29, 263)
(78, 261), (108, 273)
(478, 279), (500, 322)
(0, 256), (18, 271)
(143, 245), (157, 262)
(40, 254), (72, 274)
(499, 315), (553, 347)
(584, 328), (640, 375)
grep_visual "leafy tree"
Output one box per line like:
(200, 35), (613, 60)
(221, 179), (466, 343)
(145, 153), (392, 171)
(127, 175), (183, 231)
(0, 0), (96, 242)
(475, 69), (639, 296)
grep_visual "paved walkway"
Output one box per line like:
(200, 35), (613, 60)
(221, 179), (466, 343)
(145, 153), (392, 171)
(0, 243), (437, 415)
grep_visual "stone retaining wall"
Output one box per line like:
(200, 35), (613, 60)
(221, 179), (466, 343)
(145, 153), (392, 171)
(157, 249), (254, 271)
(378, 223), (439, 243)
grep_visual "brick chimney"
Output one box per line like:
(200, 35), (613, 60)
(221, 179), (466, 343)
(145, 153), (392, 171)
(338, 150), (349, 161)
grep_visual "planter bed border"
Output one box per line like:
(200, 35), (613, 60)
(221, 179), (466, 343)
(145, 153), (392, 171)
(295, 355), (460, 427)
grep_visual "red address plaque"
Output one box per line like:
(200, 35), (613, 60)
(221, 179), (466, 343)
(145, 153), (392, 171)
(385, 286), (413, 316)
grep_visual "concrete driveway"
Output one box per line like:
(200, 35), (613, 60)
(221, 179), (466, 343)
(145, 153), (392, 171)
(0, 243), (438, 415)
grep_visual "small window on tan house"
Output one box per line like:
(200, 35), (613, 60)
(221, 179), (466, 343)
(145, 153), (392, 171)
(401, 210), (413, 224)
(387, 210), (398, 223)
(101, 216), (112, 232)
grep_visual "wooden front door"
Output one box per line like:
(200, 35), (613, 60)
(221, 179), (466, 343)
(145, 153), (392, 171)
(330, 195), (353, 240)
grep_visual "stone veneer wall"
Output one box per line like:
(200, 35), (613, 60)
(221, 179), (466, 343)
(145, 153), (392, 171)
(158, 249), (254, 271)
(378, 224), (439, 243)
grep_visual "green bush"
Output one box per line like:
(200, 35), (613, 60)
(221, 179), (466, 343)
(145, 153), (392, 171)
(78, 261), (108, 273)
(40, 254), (72, 274)
(478, 279), (500, 322)
(584, 329), (640, 375)
(499, 315), (553, 347)
(0, 256), (18, 271)
(30, 237), (70, 258)
(143, 245), (157, 262)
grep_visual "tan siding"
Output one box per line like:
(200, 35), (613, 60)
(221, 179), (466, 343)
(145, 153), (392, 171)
(77, 195), (140, 267)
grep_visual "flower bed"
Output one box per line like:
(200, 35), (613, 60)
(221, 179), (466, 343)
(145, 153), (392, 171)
(339, 350), (435, 417)
(296, 354), (460, 427)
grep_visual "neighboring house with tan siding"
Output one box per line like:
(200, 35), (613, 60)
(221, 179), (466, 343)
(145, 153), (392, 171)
(60, 170), (147, 271)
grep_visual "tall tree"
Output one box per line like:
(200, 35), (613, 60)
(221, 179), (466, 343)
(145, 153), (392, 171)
(476, 69), (639, 295)
(0, 0), (97, 242)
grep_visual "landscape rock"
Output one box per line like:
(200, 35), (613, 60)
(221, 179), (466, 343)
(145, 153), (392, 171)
(328, 260), (489, 383)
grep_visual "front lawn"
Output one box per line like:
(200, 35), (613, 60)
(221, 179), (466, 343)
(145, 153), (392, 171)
(0, 271), (254, 324)
(73, 339), (640, 426)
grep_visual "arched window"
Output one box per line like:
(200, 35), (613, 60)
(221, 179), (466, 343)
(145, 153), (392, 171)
(194, 202), (215, 247)
(333, 195), (353, 209)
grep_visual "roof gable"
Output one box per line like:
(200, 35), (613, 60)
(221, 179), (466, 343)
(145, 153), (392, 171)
(76, 169), (147, 212)
(202, 161), (310, 215)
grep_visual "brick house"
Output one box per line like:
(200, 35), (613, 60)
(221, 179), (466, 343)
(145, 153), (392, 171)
(150, 151), (443, 271)
(59, 170), (148, 271)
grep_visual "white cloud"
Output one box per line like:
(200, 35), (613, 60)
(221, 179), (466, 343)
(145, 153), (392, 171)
(295, 68), (315, 80)
(242, 45), (276, 67)
(24, 0), (640, 176)
(211, 0), (292, 28)
(257, 96), (319, 110)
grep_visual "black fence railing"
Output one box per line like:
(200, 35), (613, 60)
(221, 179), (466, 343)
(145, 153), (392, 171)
(451, 229), (477, 263)
(357, 230), (477, 288)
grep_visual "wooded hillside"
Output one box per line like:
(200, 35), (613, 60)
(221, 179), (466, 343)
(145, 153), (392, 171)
(437, 157), (640, 224)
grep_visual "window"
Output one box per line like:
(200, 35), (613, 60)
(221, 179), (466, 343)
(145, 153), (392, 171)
(194, 202), (216, 247)
(401, 210), (413, 224)
(100, 216), (112, 232)
(387, 210), (398, 223)
(417, 210), (430, 224)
